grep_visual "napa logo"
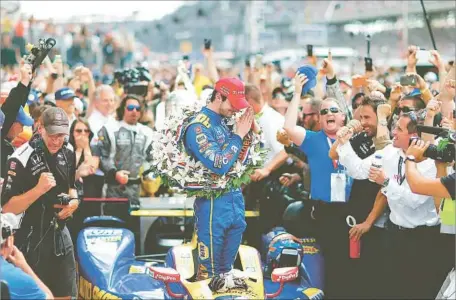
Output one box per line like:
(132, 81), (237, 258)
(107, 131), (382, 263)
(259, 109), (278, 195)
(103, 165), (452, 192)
(78, 275), (121, 299)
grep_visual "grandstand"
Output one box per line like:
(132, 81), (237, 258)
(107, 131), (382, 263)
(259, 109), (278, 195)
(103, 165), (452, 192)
(131, 0), (455, 60)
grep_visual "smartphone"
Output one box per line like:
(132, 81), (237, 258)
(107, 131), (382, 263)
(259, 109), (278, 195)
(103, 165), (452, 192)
(352, 76), (367, 88)
(255, 54), (263, 69)
(400, 74), (417, 87)
(417, 49), (431, 62)
(182, 55), (189, 61)
(307, 45), (313, 57)
(364, 57), (373, 72)
(204, 38), (212, 50)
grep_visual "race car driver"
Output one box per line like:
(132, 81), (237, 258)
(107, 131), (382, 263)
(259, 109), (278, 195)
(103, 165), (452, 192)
(1, 107), (79, 298)
(184, 77), (254, 290)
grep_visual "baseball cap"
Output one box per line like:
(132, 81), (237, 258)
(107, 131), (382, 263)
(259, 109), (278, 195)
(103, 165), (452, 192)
(41, 107), (70, 135)
(214, 77), (249, 110)
(297, 65), (318, 95)
(16, 106), (34, 126)
(55, 87), (76, 101)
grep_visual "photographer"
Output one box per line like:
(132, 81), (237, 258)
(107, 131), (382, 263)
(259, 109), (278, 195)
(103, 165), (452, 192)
(336, 112), (442, 298)
(0, 212), (53, 299)
(405, 139), (455, 299)
(1, 107), (79, 298)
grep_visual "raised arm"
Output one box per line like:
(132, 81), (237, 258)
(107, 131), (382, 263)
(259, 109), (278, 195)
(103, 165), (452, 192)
(283, 73), (308, 146)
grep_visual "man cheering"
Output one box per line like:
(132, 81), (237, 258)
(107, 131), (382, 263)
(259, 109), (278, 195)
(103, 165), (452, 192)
(283, 72), (352, 297)
(184, 78), (253, 291)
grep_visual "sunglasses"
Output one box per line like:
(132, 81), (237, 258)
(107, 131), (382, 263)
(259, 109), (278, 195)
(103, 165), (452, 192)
(75, 129), (90, 134)
(320, 107), (340, 115)
(398, 106), (417, 114)
(126, 104), (141, 112)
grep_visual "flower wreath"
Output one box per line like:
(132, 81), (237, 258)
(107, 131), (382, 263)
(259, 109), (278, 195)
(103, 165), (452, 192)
(149, 101), (267, 199)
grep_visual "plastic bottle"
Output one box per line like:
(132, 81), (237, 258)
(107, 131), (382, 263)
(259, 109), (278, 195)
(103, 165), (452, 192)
(369, 154), (383, 183)
(349, 238), (361, 259)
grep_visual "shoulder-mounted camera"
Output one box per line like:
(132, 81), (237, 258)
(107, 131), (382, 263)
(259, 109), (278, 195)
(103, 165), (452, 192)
(113, 67), (152, 97)
(410, 126), (455, 163)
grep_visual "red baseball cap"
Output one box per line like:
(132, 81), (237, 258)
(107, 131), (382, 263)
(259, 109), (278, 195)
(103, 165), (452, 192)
(214, 77), (249, 111)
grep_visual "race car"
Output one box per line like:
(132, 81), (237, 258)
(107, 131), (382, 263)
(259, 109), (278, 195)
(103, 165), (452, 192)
(76, 214), (324, 299)
(158, 229), (324, 299)
(76, 216), (171, 299)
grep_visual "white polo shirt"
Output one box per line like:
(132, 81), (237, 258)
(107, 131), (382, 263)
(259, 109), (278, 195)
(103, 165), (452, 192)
(337, 143), (439, 229)
(257, 104), (285, 165)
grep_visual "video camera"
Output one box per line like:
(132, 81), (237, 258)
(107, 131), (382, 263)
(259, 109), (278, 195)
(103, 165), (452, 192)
(56, 194), (71, 206)
(409, 125), (455, 163)
(24, 38), (56, 72)
(113, 67), (153, 97)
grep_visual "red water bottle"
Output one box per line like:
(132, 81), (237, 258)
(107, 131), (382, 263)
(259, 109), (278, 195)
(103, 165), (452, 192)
(347, 215), (361, 259)
(349, 237), (361, 259)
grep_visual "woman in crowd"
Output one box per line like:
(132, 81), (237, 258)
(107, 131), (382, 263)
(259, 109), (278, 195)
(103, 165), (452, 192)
(67, 118), (98, 242)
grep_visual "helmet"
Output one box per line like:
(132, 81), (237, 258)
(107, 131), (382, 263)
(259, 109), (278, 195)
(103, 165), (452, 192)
(263, 227), (303, 278)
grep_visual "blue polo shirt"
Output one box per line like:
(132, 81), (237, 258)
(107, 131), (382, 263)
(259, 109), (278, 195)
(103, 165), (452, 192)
(0, 257), (46, 300)
(299, 130), (352, 203)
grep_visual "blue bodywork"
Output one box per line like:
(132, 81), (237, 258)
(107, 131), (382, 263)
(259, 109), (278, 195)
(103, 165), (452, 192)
(75, 217), (171, 299)
(164, 237), (324, 299)
(76, 216), (325, 299)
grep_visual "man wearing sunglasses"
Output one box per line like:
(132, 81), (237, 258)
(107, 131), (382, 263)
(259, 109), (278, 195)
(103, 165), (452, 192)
(284, 72), (351, 298)
(96, 95), (154, 251)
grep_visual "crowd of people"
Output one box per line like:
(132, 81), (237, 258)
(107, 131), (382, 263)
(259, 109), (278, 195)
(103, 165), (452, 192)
(0, 21), (455, 299)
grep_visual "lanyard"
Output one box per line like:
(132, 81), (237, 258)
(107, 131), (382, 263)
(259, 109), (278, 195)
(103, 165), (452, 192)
(327, 137), (339, 170)
(397, 156), (406, 185)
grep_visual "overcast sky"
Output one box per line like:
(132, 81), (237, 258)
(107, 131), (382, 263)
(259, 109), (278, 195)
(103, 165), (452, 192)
(19, 1), (185, 22)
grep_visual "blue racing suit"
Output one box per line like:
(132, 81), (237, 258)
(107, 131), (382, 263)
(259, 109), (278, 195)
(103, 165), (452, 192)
(184, 107), (247, 279)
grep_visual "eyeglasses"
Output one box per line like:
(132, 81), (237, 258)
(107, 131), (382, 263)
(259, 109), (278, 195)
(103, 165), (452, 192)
(320, 107), (340, 115)
(75, 129), (90, 134)
(126, 104), (141, 112)
(303, 112), (317, 118)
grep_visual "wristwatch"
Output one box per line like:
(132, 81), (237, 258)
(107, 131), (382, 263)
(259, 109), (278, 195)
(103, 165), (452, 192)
(382, 178), (390, 188)
(405, 155), (416, 162)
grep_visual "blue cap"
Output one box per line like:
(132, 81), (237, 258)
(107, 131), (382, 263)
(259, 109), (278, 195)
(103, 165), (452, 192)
(27, 89), (41, 105)
(55, 87), (76, 101)
(16, 106), (34, 126)
(297, 65), (318, 95)
(407, 88), (422, 98)
(0, 109), (5, 128)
